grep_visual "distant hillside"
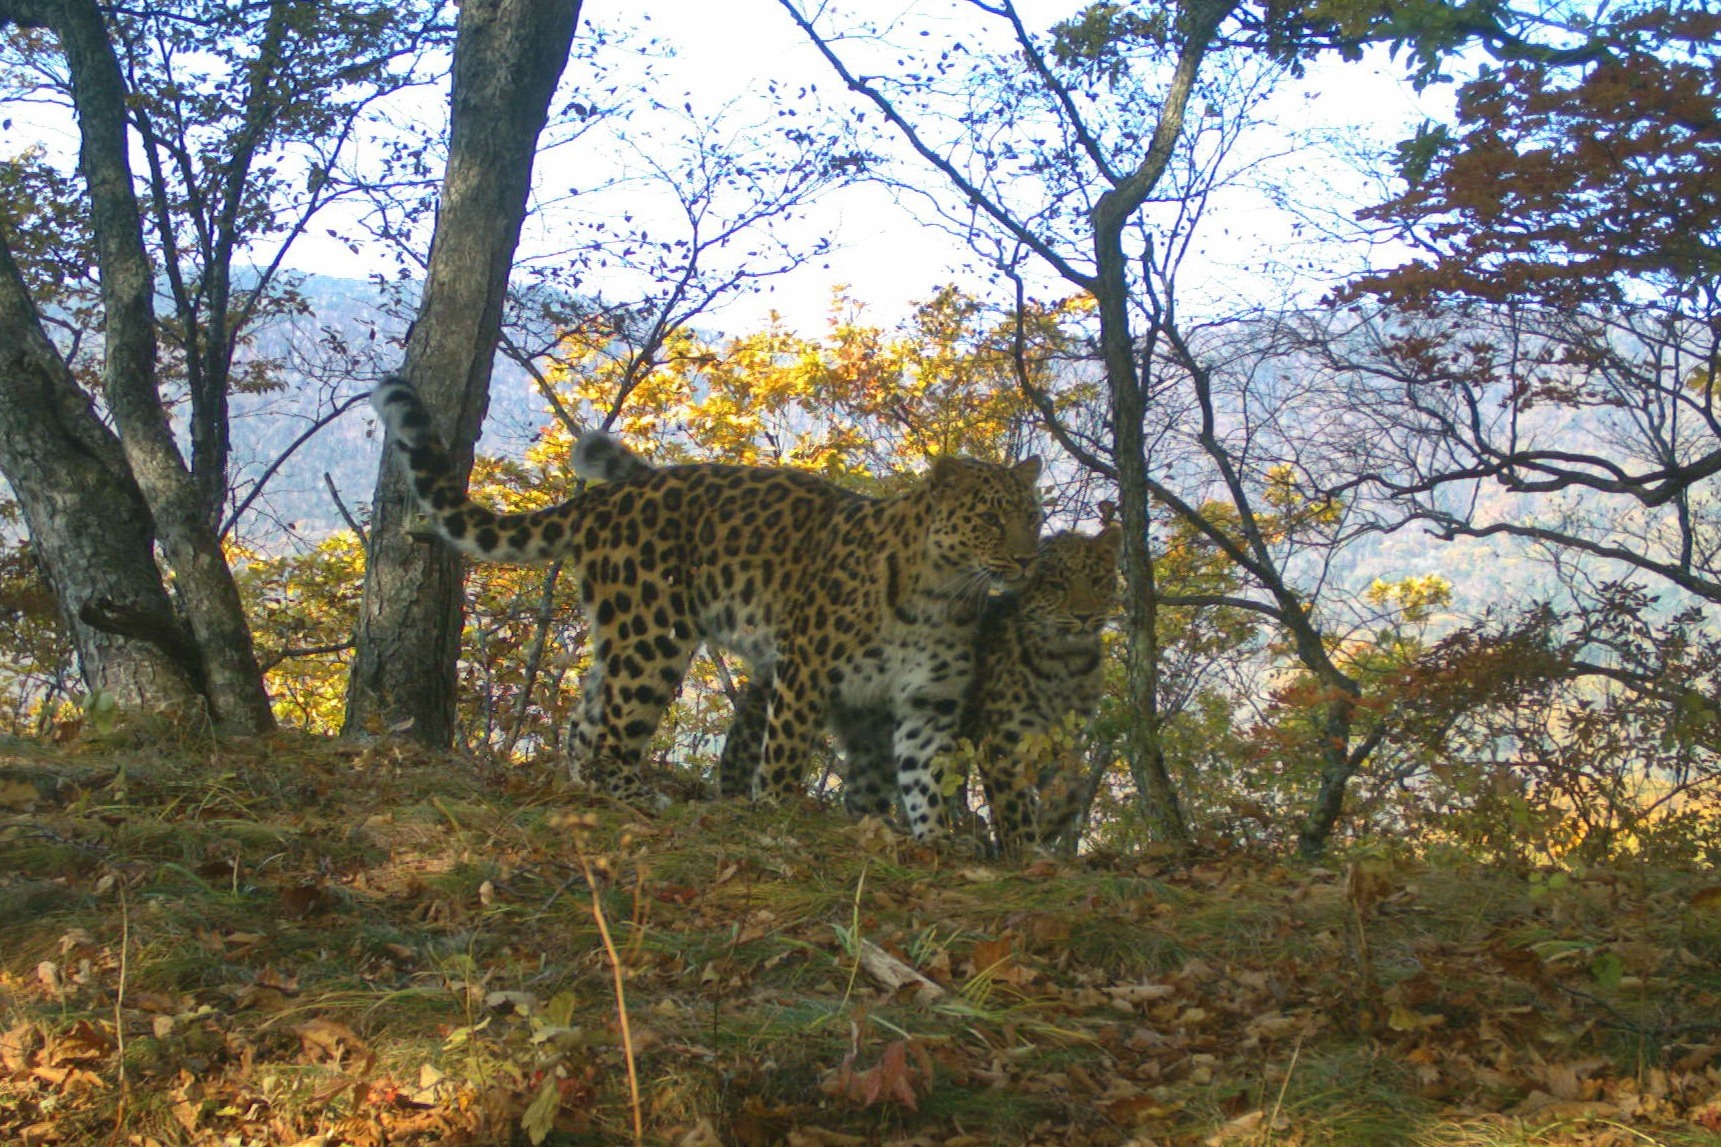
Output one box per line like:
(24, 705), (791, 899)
(223, 279), (1635, 625)
(228, 276), (545, 543)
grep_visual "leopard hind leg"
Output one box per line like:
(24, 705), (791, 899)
(751, 651), (829, 803)
(576, 621), (698, 809)
(830, 703), (896, 819)
(717, 675), (770, 798)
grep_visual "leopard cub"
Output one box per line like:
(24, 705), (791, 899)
(966, 513), (1121, 848)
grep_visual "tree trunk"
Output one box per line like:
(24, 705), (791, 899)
(1076, 2), (1234, 848)
(1297, 682), (1362, 858)
(50, 0), (275, 732)
(0, 238), (202, 712)
(1120, 522), (1186, 844)
(344, 0), (585, 743)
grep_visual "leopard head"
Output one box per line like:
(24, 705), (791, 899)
(922, 455), (1044, 593)
(1020, 512), (1122, 635)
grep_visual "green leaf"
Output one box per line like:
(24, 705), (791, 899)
(1589, 951), (1625, 991)
(544, 988), (578, 1028)
(522, 1076), (559, 1145)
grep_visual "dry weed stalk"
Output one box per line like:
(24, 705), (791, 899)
(569, 817), (644, 1146)
(112, 881), (130, 1133)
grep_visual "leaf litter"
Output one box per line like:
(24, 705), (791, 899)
(0, 734), (1718, 1145)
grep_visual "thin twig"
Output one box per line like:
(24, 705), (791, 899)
(576, 845), (643, 1146)
(222, 392), (371, 536)
(259, 639), (356, 672)
(1262, 1032), (1303, 1145)
(709, 648), (740, 706)
(324, 472), (368, 553)
(113, 882), (130, 1131)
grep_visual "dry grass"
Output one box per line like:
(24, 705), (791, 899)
(1, 730), (1718, 1146)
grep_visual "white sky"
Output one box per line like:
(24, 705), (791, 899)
(528, 0), (1448, 333)
(0, 0), (1448, 336)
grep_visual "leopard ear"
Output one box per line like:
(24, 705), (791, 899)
(929, 455), (968, 485)
(1012, 456), (1042, 484)
(1096, 500), (1118, 530)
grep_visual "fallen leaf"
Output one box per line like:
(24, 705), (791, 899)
(485, 990), (538, 1015)
(1245, 1011), (1305, 1040)
(278, 883), (333, 918)
(970, 938), (1013, 977)
(1204, 1110), (1264, 1145)
(677, 1119), (724, 1147)
(294, 1018), (372, 1071)
(825, 1038), (933, 1112)
(1387, 1005), (1444, 1032)
(1, 1023), (41, 1071)
(1106, 982), (1176, 1006)
(1103, 1093), (1174, 1124)
(786, 1130), (868, 1146)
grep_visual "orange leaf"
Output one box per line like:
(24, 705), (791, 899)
(970, 938), (1013, 977)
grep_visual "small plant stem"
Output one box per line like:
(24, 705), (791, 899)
(1262, 1032), (1302, 1145)
(113, 882), (130, 1134)
(578, 849), (643, 1146)
(838, 863), (868, 1011)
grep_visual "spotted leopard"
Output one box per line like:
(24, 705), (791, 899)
(959, 514), (1121, 849)
(740, 513), (1121, 850)
(371, 376), (1043, 834)
(581, 436), (1114, 846)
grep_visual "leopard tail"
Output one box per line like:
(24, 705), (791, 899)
(371, 374), (588, 564)
(572, 429), (655, 483)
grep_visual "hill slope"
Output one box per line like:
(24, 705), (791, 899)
(4, 737), (1717, 1146)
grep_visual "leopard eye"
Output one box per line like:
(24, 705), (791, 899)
(980, 511), (1002, 529)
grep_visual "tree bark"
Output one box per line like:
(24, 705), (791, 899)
(1085, 1), (1235, 847)
(48, 0), (275, 732)
(1297, 679), (1364, 857)
(344, 0), (585, 743)
(0, 237), (202, 712)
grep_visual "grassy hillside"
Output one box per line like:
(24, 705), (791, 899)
(2, 732), (1719, 1146)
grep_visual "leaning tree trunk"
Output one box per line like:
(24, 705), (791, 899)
(344, 0), (585, 743)
(42, 0), (275, 732)
(0, 239), (202, 712)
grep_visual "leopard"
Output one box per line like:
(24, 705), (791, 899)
(371, 375), (1043, 836)
(758, 511), (1121, 852)
(582, 433), (1118, 849)
(957, 512), (1121, 850)
(709, 587), (989, 824)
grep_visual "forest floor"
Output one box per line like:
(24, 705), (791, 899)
(1, 730), (1719, 1147)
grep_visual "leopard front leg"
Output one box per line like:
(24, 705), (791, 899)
(565, 661), (605, 783)
(829, 704), (896, 819)
(891, 693), (964, 840)
(976, 728), (1037, 853)
(751, 654), (828, 803)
